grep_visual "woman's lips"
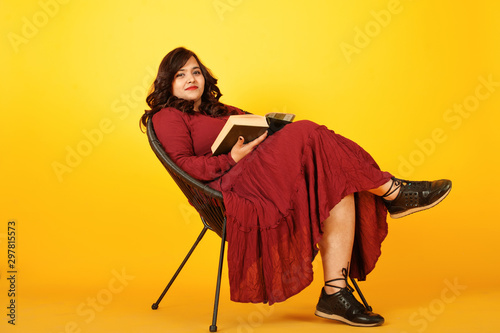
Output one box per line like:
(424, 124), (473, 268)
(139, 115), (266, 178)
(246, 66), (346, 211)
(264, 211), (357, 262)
(185, 86), (198, 91)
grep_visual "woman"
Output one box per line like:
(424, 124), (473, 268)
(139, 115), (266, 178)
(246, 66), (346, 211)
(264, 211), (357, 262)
(140, 47), (452, 327)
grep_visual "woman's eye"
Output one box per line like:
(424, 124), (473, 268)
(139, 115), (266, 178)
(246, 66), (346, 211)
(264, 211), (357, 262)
(194, 70), (201, 75)
(176, 73), (184, 77)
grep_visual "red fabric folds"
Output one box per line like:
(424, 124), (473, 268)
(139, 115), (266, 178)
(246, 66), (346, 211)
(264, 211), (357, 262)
(153, 108), (392, 305)
(213, 121), (392, 304)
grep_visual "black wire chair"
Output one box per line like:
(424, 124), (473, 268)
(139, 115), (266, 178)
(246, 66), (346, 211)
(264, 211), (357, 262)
(146, 118), (374, 332)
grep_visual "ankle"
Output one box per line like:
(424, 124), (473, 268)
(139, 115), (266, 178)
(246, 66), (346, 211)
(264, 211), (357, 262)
(324, 266), (350, 295)
(324, 284), (344, 295)
(381, 177), (402, 201)
(383, 188), (400, 201)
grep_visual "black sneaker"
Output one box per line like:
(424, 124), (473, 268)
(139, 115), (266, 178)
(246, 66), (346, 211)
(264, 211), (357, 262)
(383, 178), (452, 219)
(315, 287), (384, 327)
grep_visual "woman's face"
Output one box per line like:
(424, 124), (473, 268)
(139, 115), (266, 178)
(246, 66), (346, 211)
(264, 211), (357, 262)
(171, 56), (205, 111)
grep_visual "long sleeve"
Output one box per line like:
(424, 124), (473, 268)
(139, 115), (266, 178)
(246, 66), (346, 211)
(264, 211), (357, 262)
(152, 107), (237, 182)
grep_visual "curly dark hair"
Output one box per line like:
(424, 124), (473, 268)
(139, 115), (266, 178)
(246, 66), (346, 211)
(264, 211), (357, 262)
(140, 47), (235, 130)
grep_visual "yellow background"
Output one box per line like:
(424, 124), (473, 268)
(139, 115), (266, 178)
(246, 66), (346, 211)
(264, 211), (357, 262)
(1, 0), (499, 332)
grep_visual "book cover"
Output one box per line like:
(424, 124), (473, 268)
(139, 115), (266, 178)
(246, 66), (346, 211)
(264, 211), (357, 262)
(211, 115), (268, 156)
(211, 113), (295, 156)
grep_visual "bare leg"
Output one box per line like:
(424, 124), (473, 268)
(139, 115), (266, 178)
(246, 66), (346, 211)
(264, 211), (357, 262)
(318, 178), (400, 293)
(315, 176), (450, 327)
(316, 192), (385, 326)
(318, 193), (355, 295)
(368, 179), (399, 200)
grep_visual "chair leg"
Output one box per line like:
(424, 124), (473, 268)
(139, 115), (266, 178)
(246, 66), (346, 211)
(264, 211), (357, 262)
(151, 225), (210, 310)
(350, 278), (373, 312)
(209, 217), (227, 333)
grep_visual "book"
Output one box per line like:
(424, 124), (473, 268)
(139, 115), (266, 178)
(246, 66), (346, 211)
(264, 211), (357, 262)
(211, 113), (295, 156)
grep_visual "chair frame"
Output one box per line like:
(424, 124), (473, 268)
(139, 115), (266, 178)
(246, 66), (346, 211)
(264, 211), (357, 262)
(146, 118), (373, 332)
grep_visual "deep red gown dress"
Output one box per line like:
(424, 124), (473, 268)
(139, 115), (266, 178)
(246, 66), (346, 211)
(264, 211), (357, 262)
(153, 106), (393, 305)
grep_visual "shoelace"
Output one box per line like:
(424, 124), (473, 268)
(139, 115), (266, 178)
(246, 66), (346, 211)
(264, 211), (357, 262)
(381, 177), (404, 199)
(325, 266), (354, 293)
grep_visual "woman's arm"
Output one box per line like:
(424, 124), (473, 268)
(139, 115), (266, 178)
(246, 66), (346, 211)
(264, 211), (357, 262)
(152, 108), (237, 182)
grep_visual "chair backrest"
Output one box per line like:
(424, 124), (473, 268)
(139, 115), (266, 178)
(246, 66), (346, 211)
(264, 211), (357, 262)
(146, 118), (226, 237)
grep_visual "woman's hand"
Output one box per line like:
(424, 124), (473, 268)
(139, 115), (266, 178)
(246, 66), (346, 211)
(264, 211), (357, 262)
(230, 131), (268, 163)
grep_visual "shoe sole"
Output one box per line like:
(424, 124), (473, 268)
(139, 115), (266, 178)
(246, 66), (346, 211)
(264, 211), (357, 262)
(314, 310), (384, 327)
(390, 186), (452, 219)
